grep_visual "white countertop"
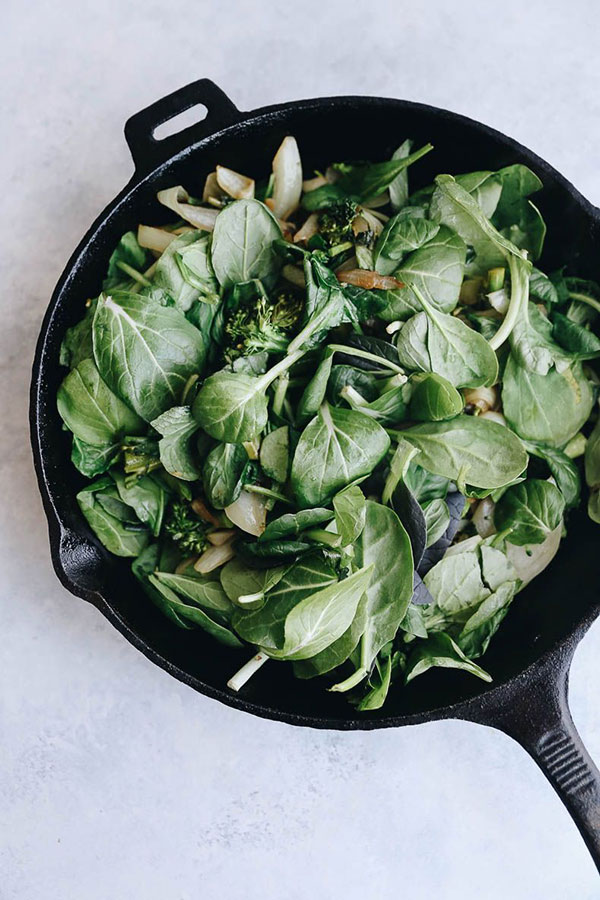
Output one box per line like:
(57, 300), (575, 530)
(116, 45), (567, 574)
(3, 0), (600, 896)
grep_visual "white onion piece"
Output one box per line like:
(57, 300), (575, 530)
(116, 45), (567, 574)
(156, 185), (218, 231)
(464, 386), (497, 413)
(353, 209), (384, 239)
(137, 225), (177, 253)
(507, 523), (562, 587)
(225, 490), (267, 537)
(488, 289), (509, 314)
(207, 529), (236, 546)
(202, 171), (224, 203)
(293, 213), (319, 244)
(216, 165), (255, 199)
(472, 497), (496, 538)
(337, 269), (404, 291)
(270, 136), (303, 220)
(194, 542), (235, 574)
(361, 190), (391, 209)
(303, 174), (327, 192)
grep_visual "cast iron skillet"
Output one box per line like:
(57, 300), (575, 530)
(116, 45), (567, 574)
(30, 79), (600, 870)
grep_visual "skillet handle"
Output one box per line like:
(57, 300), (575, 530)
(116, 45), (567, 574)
(124, 79), (241, 174)
(478, 643), (600, 871)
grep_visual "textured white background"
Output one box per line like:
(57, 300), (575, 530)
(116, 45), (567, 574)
(3, 0), (600, 897)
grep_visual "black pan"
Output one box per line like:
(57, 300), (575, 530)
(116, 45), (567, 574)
(30, 79), (600, 870)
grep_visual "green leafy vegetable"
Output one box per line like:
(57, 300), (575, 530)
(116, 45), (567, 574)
(151, 406), (201, 481)
(202, 442), (249, 509)
(495, 479), (565, 545)
(210, 199), (282, 288)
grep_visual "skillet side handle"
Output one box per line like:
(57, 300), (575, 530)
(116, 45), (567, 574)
(484, 645), (600, 872)
(124, 79), (241, 174)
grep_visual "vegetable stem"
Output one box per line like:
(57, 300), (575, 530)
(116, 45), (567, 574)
(243, 484), (294, 505)
(327, 343), (405, 375)
(489, 255), (528, 350)
(116, 261), (152, 286)
(303, 528), (342, 547)
(227, 651), (269, 691)
(258, 349), (305, 389)
(568, 291), (600, 315)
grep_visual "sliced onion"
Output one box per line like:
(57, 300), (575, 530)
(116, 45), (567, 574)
(464, 386), (497, 413)
(361, 190), (391, 209)
(156, 185), (218, 231)
(194, 542), (236, 574)
(137, 225), (177, 253)
(207, 529), (236, 546)
(216, 165), (255, 200)
(488, 289), (509, 314)
(293, 213), (319, 244)
(225, 490), (267, 537)
(353, 209), (384, 240)
(175, 555), (196, 575)
(337, 269), (404, 291)
(270, 136), (303, 220)
(202, 171), (224, 203)
(303, 174), (327, 192)
(191, 497), (220, 527)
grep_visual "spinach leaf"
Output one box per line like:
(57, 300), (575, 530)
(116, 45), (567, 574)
(57, 358), (144, 446)
(148, 575), (242, 647)
(430, 174), (531, 351)
(103, 231), (150, 290)
(293, 594), (368, 679)
(494, 479), (565, 545)
(192, 351), (302, 443)
(388, 481), (427, 569)
(328, 334), (403, 372)
(232, 552), (338, 648)
(132, 544), (193, 629)
(210, 199), (282, 289)
(510, 301), (572, 376)
(113, 470), (168, 537)
(522, 440), (581, 508)
(268, 564), (373, 661)
(552, 312), (600, 360)
(203, 442), (249, 509)
(153, 571), (233, 617)
(260, 426), (289, 482)
(423, 498), (450, 547)
(93, 292), (206, 422)
(288, 258), (347, 353)
(409, 372), (464, 421)
(327, 365), (379, 406)
(341, 382), (409, 425)
(585, 416), (600, 524)
(388, 139), (413, 210)
(237, 539), (314, 566)
(374, 216), (440, 276)
(261, 508), (334, 541)
(397, 416), (528, 489)
(405, 632), (492, 683)
(457, 581), (517, 658)
(59, 300), (97, 368)
(149, 232), (217, 310)
(491, 164), (546, 260)
(395, 287), (499, 388)
(291, 403), (391, 507)
(71, 436), (120, 478)
(333, 483), (366, 546)
(220, 558), (288, 609)
(356, 647), (395, 711)
(297, 353), (335, 425)
(333, 501), (413, 690)
(302, 145), (433, 210)
(379, 226), (467, 321)
(502, 354), (594, 447)
(404, 463), (451, 504)
(77, 477), (149, 557)
(151, 406), (201, 481)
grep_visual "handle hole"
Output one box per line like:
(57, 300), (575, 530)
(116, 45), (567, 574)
(153, 103), (208, 141)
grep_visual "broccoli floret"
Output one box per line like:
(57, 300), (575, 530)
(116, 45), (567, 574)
(164, 501), (209, 555)
(224, 292), (302, 362)
(318, 199), (359, 247)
